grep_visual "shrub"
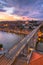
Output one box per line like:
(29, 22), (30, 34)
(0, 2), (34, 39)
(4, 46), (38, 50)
(0, 44), (3, 48)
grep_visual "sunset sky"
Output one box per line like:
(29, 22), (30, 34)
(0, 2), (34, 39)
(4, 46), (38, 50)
(0, 0), (43, 20)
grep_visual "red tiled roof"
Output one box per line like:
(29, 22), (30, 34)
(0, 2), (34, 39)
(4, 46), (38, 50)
(29, 52), (43, 65)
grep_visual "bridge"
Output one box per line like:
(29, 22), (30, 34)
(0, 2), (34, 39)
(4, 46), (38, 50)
(0, 23), (43, 65)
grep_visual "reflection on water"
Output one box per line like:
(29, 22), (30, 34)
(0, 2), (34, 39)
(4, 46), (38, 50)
(0, 31), (24, 51)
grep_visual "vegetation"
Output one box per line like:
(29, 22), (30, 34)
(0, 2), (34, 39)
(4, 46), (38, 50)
(0, 44), (3, 48)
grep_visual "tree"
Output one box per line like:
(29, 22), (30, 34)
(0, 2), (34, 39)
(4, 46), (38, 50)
(0, 44), (3, 48)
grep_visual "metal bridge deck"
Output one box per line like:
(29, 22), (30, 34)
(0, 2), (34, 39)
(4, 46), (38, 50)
(0, 24), (43, 65)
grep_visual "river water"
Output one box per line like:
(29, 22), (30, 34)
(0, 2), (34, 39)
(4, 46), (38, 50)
(0, 31), (24, 53)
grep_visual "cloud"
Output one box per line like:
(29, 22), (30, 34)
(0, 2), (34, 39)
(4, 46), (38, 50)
(0, 0), (7, 4)
(3, 7), (14, 14)
(0, 0), (43, 20)
(0, 12), (22, 21)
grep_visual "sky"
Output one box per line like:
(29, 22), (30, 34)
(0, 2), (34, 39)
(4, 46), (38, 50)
(0, 0), (43, 20)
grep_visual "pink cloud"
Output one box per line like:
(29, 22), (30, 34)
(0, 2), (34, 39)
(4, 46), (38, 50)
(0, 12), (38, 21)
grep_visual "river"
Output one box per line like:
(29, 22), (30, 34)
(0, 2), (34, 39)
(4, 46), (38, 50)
(0, 31), (24, 53)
